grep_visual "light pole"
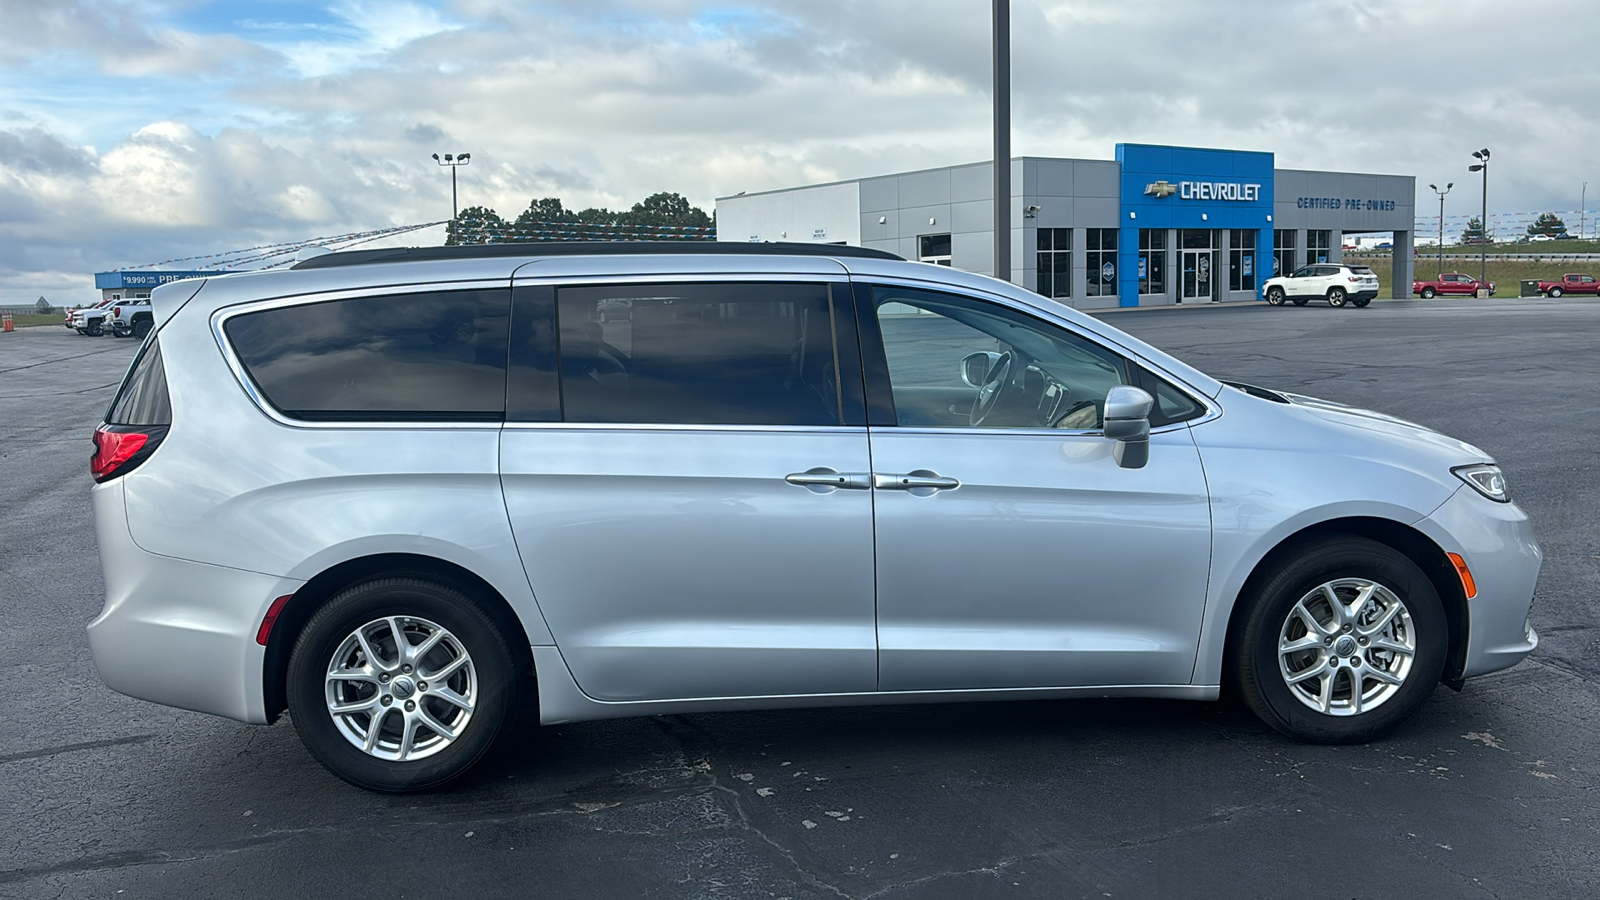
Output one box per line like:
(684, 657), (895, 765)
(1428, 182), (1452, 278)
(992, 0), (1010, 283)
(431, 152), (472, 220)
(1468, 148), (1490, 289)
(1582, 181), (1588, 241)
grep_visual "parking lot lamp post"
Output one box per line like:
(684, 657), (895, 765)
(431, 152), (472, 221)
(1468, 149), (1490, 288)
(1429, 182), (1452, 278)
(1582, 181), (1587, 241)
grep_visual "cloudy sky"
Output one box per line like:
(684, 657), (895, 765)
(2, 0), (1596, 301)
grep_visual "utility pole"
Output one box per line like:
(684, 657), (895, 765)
(1429, 183), (1452, 278)
(992, 0), (1010, 283)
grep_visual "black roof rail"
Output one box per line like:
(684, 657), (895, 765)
(289, 241), (904, 270)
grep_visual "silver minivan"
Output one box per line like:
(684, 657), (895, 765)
(88, 243), (1540, 792)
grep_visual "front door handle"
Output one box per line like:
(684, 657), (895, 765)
(786, 468), (872, 493)
(873, 470), (960, 495)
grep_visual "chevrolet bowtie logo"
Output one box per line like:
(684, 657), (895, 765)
(1144, 180), (1177, 199)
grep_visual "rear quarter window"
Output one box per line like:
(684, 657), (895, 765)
(224, 289), (509, 421)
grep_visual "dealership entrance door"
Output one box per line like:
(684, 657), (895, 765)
(1179, 230), (1219, 302)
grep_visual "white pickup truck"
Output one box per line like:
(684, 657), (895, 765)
(109, 297), (154, 339)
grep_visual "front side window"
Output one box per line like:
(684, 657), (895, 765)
(1035, 228), (1072, 299)
(1086, 228), (1118, 297)
(556, 282), (848, 426)
(868, 285), (1130, 430)
(225, 290), (509, 421)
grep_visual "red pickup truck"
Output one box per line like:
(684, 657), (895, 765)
(1535, 274), (1600, 297)
(1412, 273), (1495, 298)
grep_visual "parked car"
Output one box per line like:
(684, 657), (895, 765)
(1413, 273), (1495, 299)
(1261, 263), (1380, 307)
(89, 242), (1540, 792)
(109, 298), (154, 339)
(66, 300), (116, 335)
(1536, 274), (1600, 297)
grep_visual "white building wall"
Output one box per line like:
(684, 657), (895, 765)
(715, 182), (861, 246)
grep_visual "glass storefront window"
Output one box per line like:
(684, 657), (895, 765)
(1138, 229), (1167, 295)
(1306, 230), (1332, 264)
(1086, 229), (1118, 297)
(1273, 229), (1297, 277)
(1035, 229), (1071, 298)
(919, 233), (953, 266)
(1229, 229), (1256, 292)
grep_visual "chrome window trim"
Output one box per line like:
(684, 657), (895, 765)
(857, 274), (1221, 428)
(210, 280), (512, 431)
(503, 423), (869, 435)
(510, 271), (852, 288)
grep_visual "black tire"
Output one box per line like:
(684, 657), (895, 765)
(85, 321), (103, 336)
(1351, 297), (1371, 308)
(1291, 297), (1309, 306)
(134, 318), (153, 339)
(1231, 537), (1446, 744)
(1265, 287), (1286, 306)
(1549, 287), (1563, 298)
(1327, 287), (1348, 308)
(1421, 287), (1436, 299)
(287, 577), (525, 792)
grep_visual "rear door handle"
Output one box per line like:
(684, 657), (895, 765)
(873, 470), (960, 494)
(785, 468), (872, 493)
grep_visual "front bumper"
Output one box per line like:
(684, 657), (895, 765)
(87, 479), (304, 724)
(1416, 486), (1541, 679)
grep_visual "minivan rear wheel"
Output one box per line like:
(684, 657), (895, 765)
(1232, 537), (1446, 744)
(287, 577), (521, 792)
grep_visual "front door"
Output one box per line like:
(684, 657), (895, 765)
(1181, 251), (1214, 302)
(858, 283), (1214, 691)
(499, 278), (878, 702)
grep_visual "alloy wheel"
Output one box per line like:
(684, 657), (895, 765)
(1277, 577), (1416, 716)
(323, 615), (478, 761)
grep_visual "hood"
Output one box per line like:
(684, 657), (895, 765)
(1224, 382), (1493, 463)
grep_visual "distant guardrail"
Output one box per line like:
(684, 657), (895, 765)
(1348, 252), (1600, 261)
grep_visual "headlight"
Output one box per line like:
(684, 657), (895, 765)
(1453, 464), (1509, 502)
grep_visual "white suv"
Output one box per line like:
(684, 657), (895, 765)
(89, 242), (1538, 791)
(1263, 263), (1381, 308)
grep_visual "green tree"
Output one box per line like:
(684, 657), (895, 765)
(1460, 216), (1490, 244)
(623, 192), (712, 229)
(446, 206), (511, 245)
(1527, 212), (1568, 237)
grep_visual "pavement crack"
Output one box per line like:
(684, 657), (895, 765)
(0, 735), (156, 765)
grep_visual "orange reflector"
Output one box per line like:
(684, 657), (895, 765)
(256, 594), (295, 646)
(1446, 553), (1478, 599)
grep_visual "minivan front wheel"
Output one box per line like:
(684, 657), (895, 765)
(287, 577), (521, 792)
(1233, 537), (1445, 744)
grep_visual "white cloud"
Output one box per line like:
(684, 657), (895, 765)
(2, 0), (1599, 302)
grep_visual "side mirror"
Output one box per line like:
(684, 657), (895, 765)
(1103, 385), (1154, 469)
(960, 351), (1002, 387)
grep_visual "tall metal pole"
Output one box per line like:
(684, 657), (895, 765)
(992, 0), (1011, 283)
(1429, 183), (1451, 278)
(433, 152), (472, 225)
(1582, 181), (1588, 241)
(451, 167), (459, 220)
(1469, 149), (1490, 289)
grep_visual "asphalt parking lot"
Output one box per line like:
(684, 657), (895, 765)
(2, 296), (1597, 899)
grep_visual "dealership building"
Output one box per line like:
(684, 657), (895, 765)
(716, 143), (1415, 309)
(93, 270), (225, 302)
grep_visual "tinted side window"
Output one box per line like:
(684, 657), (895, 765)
(107, 337), (171, 426)
(556, 282), (848, 426)
(226, 289), (509, 421)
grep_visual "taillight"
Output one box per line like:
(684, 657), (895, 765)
(91, 424), (165, 482)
